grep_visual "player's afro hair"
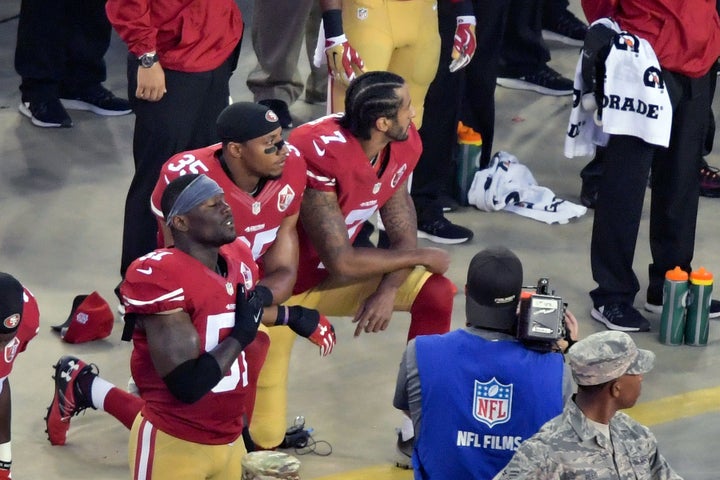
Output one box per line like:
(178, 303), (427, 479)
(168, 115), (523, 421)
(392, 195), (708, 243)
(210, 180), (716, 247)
(339, 71), (405, 140)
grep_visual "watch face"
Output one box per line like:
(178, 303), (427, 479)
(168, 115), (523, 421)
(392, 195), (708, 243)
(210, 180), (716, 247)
(140, 54), (156, 68)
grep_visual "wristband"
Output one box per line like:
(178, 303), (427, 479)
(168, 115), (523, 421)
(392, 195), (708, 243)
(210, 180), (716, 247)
(322, 9), (344, 38)
(275, 305), (290, 326)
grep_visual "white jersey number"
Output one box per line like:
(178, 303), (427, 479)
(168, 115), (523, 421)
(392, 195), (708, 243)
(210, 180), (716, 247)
(205, 313), (248, 393)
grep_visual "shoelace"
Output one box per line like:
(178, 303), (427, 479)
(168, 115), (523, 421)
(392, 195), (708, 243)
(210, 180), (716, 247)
(700, 164), (720, 180)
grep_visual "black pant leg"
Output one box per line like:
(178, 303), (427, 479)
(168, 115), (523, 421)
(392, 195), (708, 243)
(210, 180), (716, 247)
(120, 55), (232, 275)
(14, 0), (68, 100)
(411, 0), (460, 222)
(647, 72), (711, 302)
(62, 0), (112, 92)
(498, 0), (549, 78)
(590, 135), (655, 308)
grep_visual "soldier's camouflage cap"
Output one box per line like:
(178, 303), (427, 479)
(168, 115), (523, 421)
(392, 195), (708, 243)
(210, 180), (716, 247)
(567, 331), (655, 386)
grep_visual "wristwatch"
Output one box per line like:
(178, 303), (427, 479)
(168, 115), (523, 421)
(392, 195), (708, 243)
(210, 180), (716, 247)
(137, 52), (159, 68)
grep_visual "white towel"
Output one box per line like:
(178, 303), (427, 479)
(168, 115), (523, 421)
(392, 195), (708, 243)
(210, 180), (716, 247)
(564, 18), (672, 158)
(468, 152), (587, 225)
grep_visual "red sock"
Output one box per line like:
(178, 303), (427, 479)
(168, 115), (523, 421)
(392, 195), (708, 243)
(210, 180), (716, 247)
(104, 388), (144, 429)
(408, 274), (456, 341)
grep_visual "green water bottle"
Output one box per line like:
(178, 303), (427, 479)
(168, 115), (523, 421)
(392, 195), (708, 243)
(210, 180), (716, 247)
(455, 122), (482, 206)
(685, 267), (713, 346)
(659, 266), (689, 345)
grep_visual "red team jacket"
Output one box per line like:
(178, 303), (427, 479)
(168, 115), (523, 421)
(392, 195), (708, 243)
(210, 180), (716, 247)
(288, 114), (422, 294)
(0, 288), (39, 379)
(150, 143), (306, 264)
(121, 243), (265, 444)
(105, 0), (243, 73)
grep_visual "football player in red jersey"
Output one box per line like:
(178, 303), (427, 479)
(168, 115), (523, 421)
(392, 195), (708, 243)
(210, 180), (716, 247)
(251, 71), (457, 448)
(51, 174), (266, 479)
(0, 273), (40, 480)
(45, 104), (336, 449)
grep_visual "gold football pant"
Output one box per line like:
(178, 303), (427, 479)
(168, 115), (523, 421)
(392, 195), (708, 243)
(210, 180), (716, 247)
(250, 267), (431, 448)
(329, 0), (440, 129)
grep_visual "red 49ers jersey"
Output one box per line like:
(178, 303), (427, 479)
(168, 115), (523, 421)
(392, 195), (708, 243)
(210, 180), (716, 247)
(288, 114), (421, 293)
(150, 143), (306, 261)
(0, 288), (39, 379)
(121, 242), (262, 445)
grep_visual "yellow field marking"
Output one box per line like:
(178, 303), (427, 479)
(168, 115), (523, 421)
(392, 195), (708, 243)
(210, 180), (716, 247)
(312, 386), (720, 479)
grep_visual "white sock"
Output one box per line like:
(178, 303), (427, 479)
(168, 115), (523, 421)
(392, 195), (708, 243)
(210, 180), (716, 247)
(400, 414), (414, 441)
(90, 376), (114, 411)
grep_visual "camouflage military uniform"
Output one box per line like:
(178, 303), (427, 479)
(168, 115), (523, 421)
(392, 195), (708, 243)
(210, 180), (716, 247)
(494, 399), (683, 479)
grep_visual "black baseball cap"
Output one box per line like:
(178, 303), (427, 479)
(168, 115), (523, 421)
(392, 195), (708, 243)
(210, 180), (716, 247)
(216, 102), (281, 143)
(465, 246), (523, 331)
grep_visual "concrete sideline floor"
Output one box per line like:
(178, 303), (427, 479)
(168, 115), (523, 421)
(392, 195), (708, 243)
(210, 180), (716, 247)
(2, 1), (720, 478)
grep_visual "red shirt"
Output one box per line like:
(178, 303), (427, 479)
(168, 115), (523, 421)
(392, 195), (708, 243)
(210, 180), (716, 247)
(151, 144), (306, 262)
(0, 288), (39, 379)
(288, 114), (421, 293)
(582, 0), (720, 77)
(105, 0), (243, 73)
(121, 243), (262, 444)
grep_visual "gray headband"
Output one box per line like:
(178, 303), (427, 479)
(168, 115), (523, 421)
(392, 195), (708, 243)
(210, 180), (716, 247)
(166, 175), (224, 225)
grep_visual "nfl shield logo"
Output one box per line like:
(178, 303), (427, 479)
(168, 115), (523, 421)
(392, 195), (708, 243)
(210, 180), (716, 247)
(357, 7), (368, 20)
(252, 202), (261, 215)
(473, 378), (513, 428)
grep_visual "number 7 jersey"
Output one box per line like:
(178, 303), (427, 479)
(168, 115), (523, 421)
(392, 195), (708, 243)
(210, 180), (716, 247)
(288, 114), (421, 293)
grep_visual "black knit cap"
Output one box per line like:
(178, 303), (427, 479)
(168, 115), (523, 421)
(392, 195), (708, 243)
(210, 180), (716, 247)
(216, 102), (281, 143)
(465, 246), (523, 332)
(0, 273), (24, 334)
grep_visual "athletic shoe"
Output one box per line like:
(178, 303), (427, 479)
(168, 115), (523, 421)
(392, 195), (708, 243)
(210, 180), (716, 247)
(45, 356), (98, 446)
(258, 99), (293, 129)
(418, 217), (473, 244)
(542, 10), (588, 47)
(645, 300), (720, 319)
(395, 432), (413, 469)
(497, 66), (573, 96)
(591, 303), (651, 332)
(699, 163), (720, 198)
(19, 99), (72, 128)
(60, 85), (131, 116)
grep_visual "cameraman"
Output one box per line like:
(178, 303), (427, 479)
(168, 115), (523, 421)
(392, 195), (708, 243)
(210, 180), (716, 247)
(393, 246), (578, 479)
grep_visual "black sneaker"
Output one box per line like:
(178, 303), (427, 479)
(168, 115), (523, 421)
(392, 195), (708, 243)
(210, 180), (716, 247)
(700, 163), (720, 198)
(258, 99), (293, 129)
(395, 432), (413, 469)
(418, 217), (473, 244)
(542, 10), (588, 47)
(60, 85), (131, 116)
(591, 303), (651, 332)
(19, 99), (72, 128)
(497, 66), (573, 96)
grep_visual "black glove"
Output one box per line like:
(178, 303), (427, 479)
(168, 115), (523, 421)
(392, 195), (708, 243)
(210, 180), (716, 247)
(231, 285), (263, 348)
(581, 23), (616, 108)
(248, 284), (273, 311)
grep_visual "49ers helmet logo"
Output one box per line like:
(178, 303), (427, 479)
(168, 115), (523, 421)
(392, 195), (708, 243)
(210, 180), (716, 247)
(3, 314), (20, 330)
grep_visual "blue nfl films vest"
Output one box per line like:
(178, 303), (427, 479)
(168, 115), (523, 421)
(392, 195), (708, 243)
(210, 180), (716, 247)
(413, 330), (564, 479)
